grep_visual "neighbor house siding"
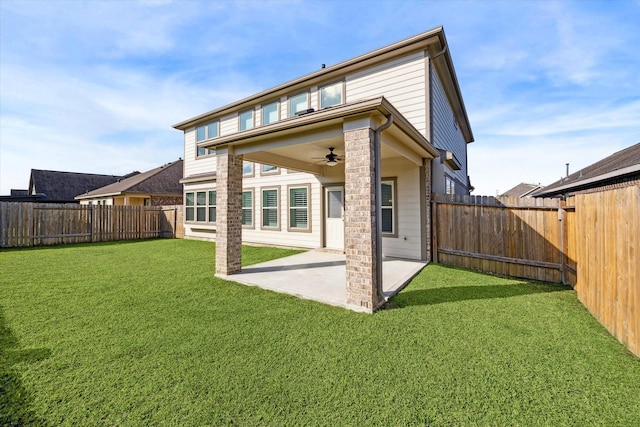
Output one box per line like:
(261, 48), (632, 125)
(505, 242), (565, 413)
(430, 62), (468, 194)
(346, 51), (427, 136)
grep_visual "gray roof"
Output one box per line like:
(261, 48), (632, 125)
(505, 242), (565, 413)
(76, 160), (183, 199)
(500, 183), (542, 198)
(534, 142), (640, 197)
(29, 169), (133, 202)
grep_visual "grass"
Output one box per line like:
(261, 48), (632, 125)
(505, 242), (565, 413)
(1, 239), (639, 426)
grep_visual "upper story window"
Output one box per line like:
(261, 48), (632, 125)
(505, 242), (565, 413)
(196, 121), (218, 157)
(239, 109), (254, 131)
(196, 121), (219, 142)
(445, 176), (455, 195)
(289, 92), (309, 117)
(319, 81), (344, 109)
(261, 164), (279, 175)
(243, 161), (254, 177)
(262, 101), (279, 125)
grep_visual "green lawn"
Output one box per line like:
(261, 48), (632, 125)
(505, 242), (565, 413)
(1, 239), (639, 426)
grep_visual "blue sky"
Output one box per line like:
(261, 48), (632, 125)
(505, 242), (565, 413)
(1, 0), (639, 196)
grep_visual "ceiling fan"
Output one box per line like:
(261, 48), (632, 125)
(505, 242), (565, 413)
(312, 147), (342, 167)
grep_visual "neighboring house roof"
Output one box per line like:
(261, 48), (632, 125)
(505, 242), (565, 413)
(173, 26), (474, 144)
(75, 160), (183, 200)
(29, 169), (133, 202)
(500, 183), (542, 198)
(533, 142), (640, 198)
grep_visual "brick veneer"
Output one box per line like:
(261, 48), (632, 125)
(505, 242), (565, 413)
(344, 127), (381, 311)
(215, 149), (243, 275)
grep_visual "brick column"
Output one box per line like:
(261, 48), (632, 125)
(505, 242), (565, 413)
(344, 126), (382, 311)
(215, 147), (243, 275)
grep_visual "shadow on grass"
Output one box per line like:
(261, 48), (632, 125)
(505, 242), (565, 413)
(0, 307), (51, 426)
(394, 283), (569, 308)
(392, 265), (571, 308)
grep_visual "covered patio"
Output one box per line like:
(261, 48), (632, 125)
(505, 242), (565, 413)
(218, 250), (427, 312)
(207, 97), (439, 312)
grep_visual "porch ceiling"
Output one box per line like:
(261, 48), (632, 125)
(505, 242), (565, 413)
(198, 97), (439, 175)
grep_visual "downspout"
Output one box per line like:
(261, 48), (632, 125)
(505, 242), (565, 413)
(374, 114), (393, 303)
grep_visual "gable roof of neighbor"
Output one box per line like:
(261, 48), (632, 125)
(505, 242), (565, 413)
(533, 142), (640, 197)
(500, 183), (542, 198)
(173, 26), (473, 144)
(29, 169), (134, 202)
(75, 160), (183, 200)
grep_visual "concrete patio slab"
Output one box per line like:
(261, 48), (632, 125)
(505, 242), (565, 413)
(216, 250), (427, 312)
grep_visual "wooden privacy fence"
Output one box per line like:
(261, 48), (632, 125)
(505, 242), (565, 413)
(0, 203), (181, 248)
(571, 187), (639, 357)
(432, 194), (566, 283)
(432, 187), (639, 357)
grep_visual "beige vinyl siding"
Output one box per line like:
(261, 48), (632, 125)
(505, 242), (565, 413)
(220, 113), (238, 136)
(183, 172), (324, 249)
(242, 171), (322, 248)
(183, 128), (218, 178)
(346, 51), (427, 136)
(279, 96), (288, 121)
(309, 86), (318, 111)
(430, 62), (468, 193)
(380, 157), (422, 259)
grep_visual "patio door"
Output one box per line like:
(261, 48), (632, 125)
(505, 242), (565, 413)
(324, 186), (344, 251)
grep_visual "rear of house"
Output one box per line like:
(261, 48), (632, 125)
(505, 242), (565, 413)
(176, 27), (473, 262)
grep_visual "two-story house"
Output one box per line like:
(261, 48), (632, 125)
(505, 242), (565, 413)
(173, 26), (473, 311)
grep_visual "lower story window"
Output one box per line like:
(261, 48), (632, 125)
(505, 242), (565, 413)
(289, 186), (309, 230)
(242, 190), (253, 226)
(381, 179), (395, 235)
(196, 191), (207, 221)
(186, 190), (216, 222)
(208, 190), (216, 223)
(185, 192), (194, 221)
(262, 188), (279, 229)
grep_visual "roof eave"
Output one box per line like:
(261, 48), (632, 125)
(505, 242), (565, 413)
(534, 164), (640, 197)
(172, 27), (447, 131)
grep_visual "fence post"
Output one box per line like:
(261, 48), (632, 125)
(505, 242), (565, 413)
(559, 202), (566, 285)
(431, 197), (438, 263)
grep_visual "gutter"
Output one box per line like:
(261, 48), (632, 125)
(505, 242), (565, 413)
(374, 115), (393, 302)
